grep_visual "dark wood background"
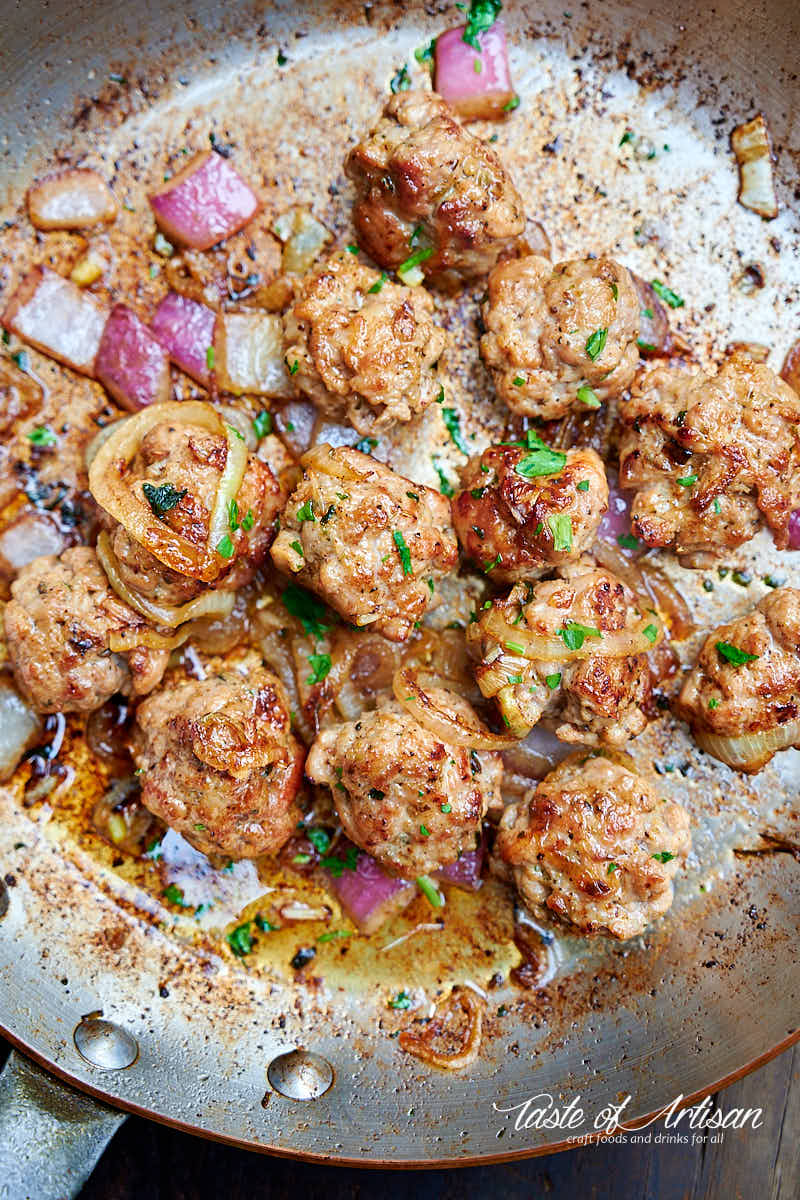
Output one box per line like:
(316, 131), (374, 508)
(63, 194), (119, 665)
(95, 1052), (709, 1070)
(2, 1038), (796, 1199)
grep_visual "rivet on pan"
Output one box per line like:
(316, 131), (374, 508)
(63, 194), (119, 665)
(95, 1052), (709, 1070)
(266, 1049), (334, 1100)
(0, 878), (8, 919)
(73, 1015), (139, 1070)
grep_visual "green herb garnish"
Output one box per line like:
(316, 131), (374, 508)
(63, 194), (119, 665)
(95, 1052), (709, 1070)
(716, 641), (759, 666)
(216, 534), (234, 559)
(585, 328), (608, 361)
(651, 279), (684, 309)
(652, 851), (676, 864)
(442, 406), (470, 455)
(226, 922), (253, 956)
(577, 384), (601, 408)
(557, 622), (602, 651)
(26, 425), (57, 448)
(643, 623), (658, 643)
(253, 410), (273, 439)
(390, 64), (411, 93)
(306, 653), (332, 686)
(390, 990), (412, 1010)
(548, 513), (573, 552)
(368, 271), (389, 293)
(393, 529), (413, 576)
(282, 585), (331, 639)
(416, 875), (443, 907)
(545, 672), (562, 689)
(297, 499), (315, 523)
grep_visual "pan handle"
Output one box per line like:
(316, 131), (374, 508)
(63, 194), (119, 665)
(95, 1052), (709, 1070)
(0, 1049), (127, 1200)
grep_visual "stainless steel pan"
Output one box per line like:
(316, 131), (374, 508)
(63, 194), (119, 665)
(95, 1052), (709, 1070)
(0, 0), (798, 1191)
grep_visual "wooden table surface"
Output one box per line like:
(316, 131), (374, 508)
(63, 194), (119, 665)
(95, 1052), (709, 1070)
(2, 1038), (796, 1199)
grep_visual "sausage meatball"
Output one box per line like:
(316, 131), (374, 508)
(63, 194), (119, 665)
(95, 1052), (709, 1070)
(131, 653), (304, 859)
(674, 586), (800, 773)
(282, 251), (446, 433)
(306, 696), (502, 877)
(495, 753), (691, 939)
(95, 411), (285, 611)
(619, 352), (800, 559)
(270, 445), (458, 642)
(480, 255), (641, 418)
(345, 90), (525, 284)
(467, 562), (656, 744)
(4, 546), (168, 713)
(452, 441), (608, 583)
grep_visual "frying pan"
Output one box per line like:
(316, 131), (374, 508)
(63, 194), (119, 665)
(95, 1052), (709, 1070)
(0, 0), (798, 1194)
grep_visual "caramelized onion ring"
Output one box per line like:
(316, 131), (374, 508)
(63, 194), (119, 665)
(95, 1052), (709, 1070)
(694, 722), (800, 773)
(481, 607), (661, 663)
(208, 420), (248, 553)
(89, 401), (232, 582)
(392, 667), (517, 749)
(97, 530), (236, 629)
(398, 988), (484, 1071)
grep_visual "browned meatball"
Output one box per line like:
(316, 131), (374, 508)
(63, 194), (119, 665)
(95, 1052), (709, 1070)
(282, 251), (446, 433)
(270, 445), (458, 642)
(306, 696), (502, 877)
(131, 653), (304, 859)
(480, 256), (641, 418)
(495, 753), (691, 939)
(4, 546), (168, 713)
(345, 90), (525, 284)
(619, 353), (800, 559)
(93, 409), (285, 611)
(467, 562), (658, 744)
(674, 587), (800, 773)
(452, 441), (608, 583)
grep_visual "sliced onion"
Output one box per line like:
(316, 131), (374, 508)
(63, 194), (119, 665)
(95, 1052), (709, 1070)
(480, 607), (660, 663)
(593, 539), (694, 640)
(2, 266), (108, 376)
(0, 510), (66, 578)
(0, 678), (43, 782)
(596, 475), (636, 544)
(97, 530), (236, 629)
(107, 624), (195, 653)
(89, 400), (227, 581)
(214, 311), (293, 398)
(148, 151), (260, 251)
(392, 667), (517, 749)
(27, 168), (118, 231)
(95, 304), (172, 412)
(781, 339), (800, 395)
(150, 292), (216, 387)
(207, 419), (248, 555)
(272, 207), (332, 274)
(398, 988), (484, 1070)
(434, 21), (514, 121)
(694, 721), (800, 773)
(84, 418), (128, 471)
(731, 114), (778, 220)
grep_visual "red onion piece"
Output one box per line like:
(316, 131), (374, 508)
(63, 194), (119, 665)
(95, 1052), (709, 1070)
(434, 837), (485, 891)
(0, 510), (67, 579)
(596, 474), (637, 546)
(324, 844), (416, 934)
(150, 292), (216, 386)
(148, 151), (259, 251)
(434, 21), (514, 121)
(0, 679), (42, 783)
(95, 304), (172, 411)
(2, 267), (108, 375)
(788, 510), (800, 550)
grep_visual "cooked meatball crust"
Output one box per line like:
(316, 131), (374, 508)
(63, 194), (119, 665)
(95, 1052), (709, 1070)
(4, 546), (168, 713)
(495, 753), (691, 939)
(619, 353), (800, 558)
(270, 445), (458, 642)
(282, 251), (446, 433)
(95, 413), (285, 609)
(467, 561), (656, 744)
(675, 587), (800, 772)
(480, 255), (641, 418)
(452, 442), (608, 583)
(345, 90), (525, 283)
(131, 653), (304, 859)
(306, 696), (502, 877)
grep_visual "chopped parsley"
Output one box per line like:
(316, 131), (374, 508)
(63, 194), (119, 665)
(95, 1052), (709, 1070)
(241, 509), (255, 532)
(577, 480), (590, 492)
(505, 640), (525, 655)
(345, 243), (359, 254)
(317, 930), (353, 943)
(619, 130), (634, 146)
(205, 345), (215, 370)
(545, 672), (562, 690)
(557, 621), (601, 651)
(163, 883), (188, 907)
(282, 585), (331, 639)
(652, 851), (676, 864)
(610, 283), (619, 301)
(398, 246), (433, 274)
(216, 534), (234, 559)
(512, 374), (526, 387)
(607, 862), (620, 874)
(548, 513), (573, 552)
(461, 0), (503, 48)
(441, 803), (452, 813)
(716, 641), (759, 666)
(142, 482), (187, 519)
(617, 533), (639, 550)
(253, 410), (273, 439)
(419, 824), (431, 837)
(367, 271), (389, 293)
(320, 846), (359, 877)
(514, 431), (566, 478)
(368, 788), (385, 801)
(406, 490), (420, 501)
(389, 990), (412, 1010)
(470, 486), (486, 499)
(483, 552), (502, 573)
(676, 473), (697, 487)
(290, 539), (304, 557)
(306, 653), (332, 686)
(307, 827), (331, 855)
(12, 349), (30, 371)
(643, 623), (659, 643)
(393, 529), (413, 576)
(296, 499), (316, 522)
(651, 279), (685, 309)
(390, 64), (411, 93)
(713, 498), (722, 514)
(226, 922), (253, 956)
(415, 39), (436, 64)
(585, 328), (608, 361)
(442, 406), (470, 455)
(577, 384), (601, 408)
(708, 698), (720, 710)
(434, 463), (455, 497)
(286, 357), (300, 375)
(27, 425), (57, 448)
(502, 93), (520, 112)
(354, 436), (377, 454)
